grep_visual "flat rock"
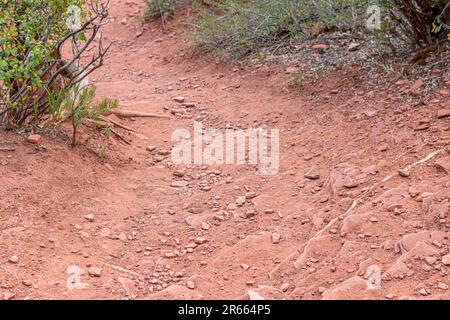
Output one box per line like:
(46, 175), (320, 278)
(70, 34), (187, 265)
(171, 181), (189, 188)
(437, 109), (450, 118)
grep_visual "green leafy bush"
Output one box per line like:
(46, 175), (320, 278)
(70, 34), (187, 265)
(0, 0), (111, 127)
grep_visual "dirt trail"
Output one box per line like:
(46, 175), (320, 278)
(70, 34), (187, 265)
(0, 0), (449, 300)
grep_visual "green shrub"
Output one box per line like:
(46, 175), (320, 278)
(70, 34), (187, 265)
(192, 0), (374, 58)
(191, 0), (449, 58)
(0, 0), (111, 127)
(144, 0), (177, 22)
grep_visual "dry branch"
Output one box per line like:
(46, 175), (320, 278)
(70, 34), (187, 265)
(109, 109), (170, 119)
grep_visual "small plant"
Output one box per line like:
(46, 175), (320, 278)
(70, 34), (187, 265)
(144, 0), (177, 25)
(65, 85), (118, 148)
(289, 74), (303, 89)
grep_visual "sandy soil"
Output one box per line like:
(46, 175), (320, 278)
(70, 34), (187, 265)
(0, 0), (449, 300)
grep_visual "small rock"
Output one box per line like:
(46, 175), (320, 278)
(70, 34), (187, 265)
(271, 233), (281, 244)
(435, 157), (450, 174)
(85, 213), (95, 222)
(194, 237), (208, 244)
(442, 254), (450, 266)
(437, 282), (448, 290)
(186, 280), (196, 290)
(173, 96), (185, 103)
(22, 280), (33, 287)
(304, 167), (320, 179)
(173, 170), (185, 177)
(236, 196), (246, 206)
(437, 109), (450, 119)
(280, 283), (290, 292)
(424, 256), (437, 265)
(27, 134), (42, 145)
(240, 263), (250, 270)
(285, 67), (299, 74)
(171, 181), (189, 188)
(3, 292), (15, 300)
(348, 42), (361, 51)
(411, 79), (424, 94)
(418, 288), (429, 296)
(311, 44), (329, 51)
(146, 146), (156, 152)
(8, 255), (18, 264)
(88, 266), (102, 277)
(244, 209), (256, 219)
(398, 168), (410, 178)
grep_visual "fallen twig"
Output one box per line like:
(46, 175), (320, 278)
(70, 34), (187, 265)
(109, 109), (170, 119)
(110, 128), (131, 145)
(100, 116), (135, 132)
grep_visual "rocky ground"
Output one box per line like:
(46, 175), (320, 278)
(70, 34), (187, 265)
(0, 0), (449, 300)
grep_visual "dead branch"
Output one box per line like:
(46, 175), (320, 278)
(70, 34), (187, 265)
(108, 109), (170, 119)
(99, 116), (135, 132)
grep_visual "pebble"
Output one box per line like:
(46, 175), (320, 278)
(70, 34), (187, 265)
(171, 181), (189, 188)
(173, 96), (185, 103)
(271, 233), (281, 244)
(442, 255), (450, 266)
(88, 266), (102, 277)
(85, 214), (95, 222)
(186, 280), (196, 290)
(348, 42), (360, 51)
(8, 255), (18, 264)
(398, 169), (410, 178)
(437, 109), (450, 119)
(27, 134), (42, 145)
(304, 167), (320, 179)
(280, 283), (290, 292)
(194, 237), (208, 244)
(3, 292), (15, 300)
(437, 282), (448, 290)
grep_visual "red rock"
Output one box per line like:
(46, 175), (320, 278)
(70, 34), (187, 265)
(321, 276), (380, 300)
(3, 292), (15, 300)
(117, 276), (136, 299)
(285, 67), (299, 74)
(411, 79), (424, 94)
(311, 44), (329, 51)
(437, 109), (450, 118)
(435, 156), (450, 174)
(348, 43), (360, 51)
(27, 134), (42, 145)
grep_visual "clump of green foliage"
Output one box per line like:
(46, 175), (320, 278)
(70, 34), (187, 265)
(144, 0), (177, 23)
(192, 0), (374, 58)
(0, 0), (111, 128)
(190, 0), (449, 59)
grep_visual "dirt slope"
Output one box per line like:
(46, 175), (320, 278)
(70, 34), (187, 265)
(0, 0), (449, 300)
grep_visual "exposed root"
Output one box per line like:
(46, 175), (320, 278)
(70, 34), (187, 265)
(100, 116), (135, 132)
(107, 264), (143, 278)
(109, 109), (170, 119)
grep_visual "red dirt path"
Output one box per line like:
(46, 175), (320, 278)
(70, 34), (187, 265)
(0, 0), (449, 300)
